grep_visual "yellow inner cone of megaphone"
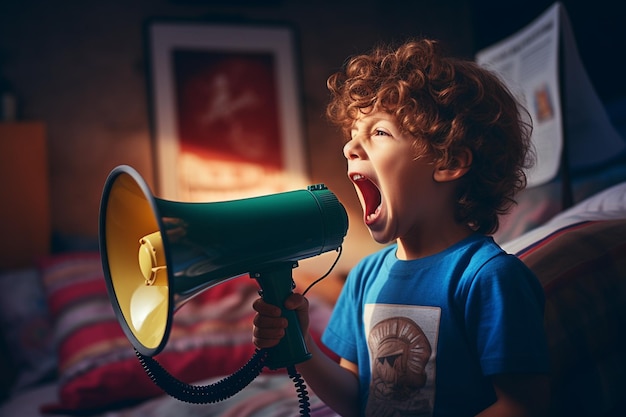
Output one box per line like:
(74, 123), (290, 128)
(105, 172), (169, 351)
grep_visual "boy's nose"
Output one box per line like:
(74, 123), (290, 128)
(343, 138), (364, 160)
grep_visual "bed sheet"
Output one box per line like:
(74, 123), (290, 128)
(0, 374), (339, 417)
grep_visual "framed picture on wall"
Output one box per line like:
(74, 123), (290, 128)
(147, 21), (308, 202)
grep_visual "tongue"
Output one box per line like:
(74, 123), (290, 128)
(357, 179), (381, 219)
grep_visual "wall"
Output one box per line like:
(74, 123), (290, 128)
(0, 0), (475, 273)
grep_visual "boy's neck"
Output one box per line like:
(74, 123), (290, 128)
(395, 224), (475, 260)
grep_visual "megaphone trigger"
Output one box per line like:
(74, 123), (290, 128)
(251, 263), (312, 370)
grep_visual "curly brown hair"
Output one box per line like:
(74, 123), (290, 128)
(326, 39), (534, 235)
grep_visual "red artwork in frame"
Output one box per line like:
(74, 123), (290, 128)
(148, 22), (307, 202)
(174, 50), (283, 168)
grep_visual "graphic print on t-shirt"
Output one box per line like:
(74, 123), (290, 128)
(363, 304), (441, 417)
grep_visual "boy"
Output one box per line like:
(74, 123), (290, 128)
(253, 39), (550, 417)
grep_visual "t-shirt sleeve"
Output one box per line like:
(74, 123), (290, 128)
(464, 253), (550, 376)
(321, 269), (361, 363)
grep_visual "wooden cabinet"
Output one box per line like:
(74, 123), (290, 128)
(0, 122), (50, 269)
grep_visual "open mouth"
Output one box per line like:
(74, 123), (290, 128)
(351, 174), (382, 225)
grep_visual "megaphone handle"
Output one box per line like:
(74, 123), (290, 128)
(252, 263), (312, 370)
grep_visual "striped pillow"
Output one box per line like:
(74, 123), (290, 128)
(37, 251), (337, 413)
(38, 252), (259, 413)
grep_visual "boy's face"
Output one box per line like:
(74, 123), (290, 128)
(344, 109), (444, 246)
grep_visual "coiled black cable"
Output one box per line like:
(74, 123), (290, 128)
(135, 348), (311, 416)
(288, 365), (311, 416)
(135, 348), (267, 404)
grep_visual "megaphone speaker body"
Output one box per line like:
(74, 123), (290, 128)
(99, 165), (348, 368)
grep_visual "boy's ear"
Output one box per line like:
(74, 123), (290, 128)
(433, 148), (472, 182)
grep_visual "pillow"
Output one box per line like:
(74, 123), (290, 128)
(501, 180), (626, 254)
(495, 162), (626, 245)
(0, 267), (56, 393)
(38, 252), (336, 414)
(516, 219), (626, 417)
(494, 180), (564, 244)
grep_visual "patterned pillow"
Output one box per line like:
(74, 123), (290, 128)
(37, 252), (336, 413)
(38, 252), (263, 412)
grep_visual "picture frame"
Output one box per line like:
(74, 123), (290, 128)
(147, 21), (307, 202)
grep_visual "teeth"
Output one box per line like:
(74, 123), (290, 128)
(352, 173), (365, 181)
(365, 206), (381, 223)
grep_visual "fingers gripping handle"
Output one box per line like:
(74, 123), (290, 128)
(252, 263), (312, 370)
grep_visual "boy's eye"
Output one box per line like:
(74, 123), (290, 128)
(373, 129), (390, 137)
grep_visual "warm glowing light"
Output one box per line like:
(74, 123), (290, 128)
(178, 152), (308, 201)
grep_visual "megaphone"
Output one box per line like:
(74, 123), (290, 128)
(99, 165), (348, 373)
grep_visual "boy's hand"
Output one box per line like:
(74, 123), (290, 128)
(252, 292), (309, 349)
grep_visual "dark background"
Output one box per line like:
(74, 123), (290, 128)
(470, 0), (626, 103)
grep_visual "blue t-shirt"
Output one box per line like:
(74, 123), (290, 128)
(322, 234), (549, 417)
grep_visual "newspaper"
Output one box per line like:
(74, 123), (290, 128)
(476, 2), (625, 187)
